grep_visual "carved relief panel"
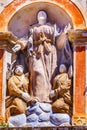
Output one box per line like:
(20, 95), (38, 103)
(0, 0), (86, 127)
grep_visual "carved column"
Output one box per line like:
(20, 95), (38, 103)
(69, 30), (87, 125)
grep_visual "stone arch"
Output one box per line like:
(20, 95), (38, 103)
(0, 0), (86, 32)
(8, 1), (74, 37)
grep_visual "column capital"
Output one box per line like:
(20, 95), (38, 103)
(68, 29), (87, 44)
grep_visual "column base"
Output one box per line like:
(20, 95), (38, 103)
(72, 114), (87, 126)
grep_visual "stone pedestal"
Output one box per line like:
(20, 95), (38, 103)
(69, 29), (87, 125)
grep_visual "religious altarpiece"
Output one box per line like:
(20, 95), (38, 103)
(0, 0), (86, 127)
